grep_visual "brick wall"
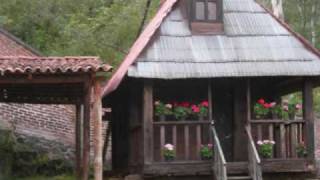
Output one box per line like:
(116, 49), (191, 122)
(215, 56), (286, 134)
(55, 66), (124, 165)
(0, 103), (111, 165)
(0, 103), (76, 145)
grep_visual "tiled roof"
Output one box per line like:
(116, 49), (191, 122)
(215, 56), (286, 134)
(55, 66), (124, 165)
(0, 28), (40, 56)
(0, 56), (112, 75)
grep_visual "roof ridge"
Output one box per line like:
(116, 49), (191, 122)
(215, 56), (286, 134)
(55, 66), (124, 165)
(254, 1), (320, 58)
(0, 27), (42, 56)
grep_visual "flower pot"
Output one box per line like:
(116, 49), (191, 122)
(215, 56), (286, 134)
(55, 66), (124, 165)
(159, 115), (166, 122)
(201, 156), (212, 160)
(289, 112), (295, 120)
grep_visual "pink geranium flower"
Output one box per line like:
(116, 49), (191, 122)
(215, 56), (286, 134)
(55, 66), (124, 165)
(201, 101), (209, 107)
(191, 105), (200, 113)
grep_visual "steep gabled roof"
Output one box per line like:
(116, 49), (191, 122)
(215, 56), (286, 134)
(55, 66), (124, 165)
(102, 0), (178, 96)
(0, 28), (41, 56)
(103, 0), (320, 96)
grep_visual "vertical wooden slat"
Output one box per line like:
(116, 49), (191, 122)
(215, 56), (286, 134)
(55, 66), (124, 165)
(172, 125), (177, 158)
(75, 104), (82, 179)
(299, 123), (303, 143)
(184, 125), (190, 160)
(280, 124), (286, 158)
(303, 79), (315, 161)
(160, 125), (165, 161)
(196, 125), (202, 160)
(257, 125), (262, 141)
(291, 123), (298, 158)
(268, 124), (274, 158)
(143, 81), (154, 164)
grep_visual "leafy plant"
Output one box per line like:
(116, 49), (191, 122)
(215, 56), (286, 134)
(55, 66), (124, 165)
(173, 106), (191, 120)
(257, 140), (275, 158)
(253, 98), (271, 119)
(296, 143), (307, 158)
(200, 144), (213, 160)
(163, 144), (175, 161)
(154, 101), (173, 117)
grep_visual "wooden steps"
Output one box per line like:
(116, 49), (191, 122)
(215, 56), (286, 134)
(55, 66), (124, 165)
(227, 176), (251, 180)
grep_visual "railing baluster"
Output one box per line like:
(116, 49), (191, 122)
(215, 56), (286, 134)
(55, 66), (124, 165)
(268, 124), (274, 158)
(280, 124), (286, 158)
(290, 123), (298, 158)
(257, 124), (262, 141)
(184, 125), (190, 160)
(172, 125), (177, 158)
(196, 124), (201, 160)
(160, 125), (165, 161)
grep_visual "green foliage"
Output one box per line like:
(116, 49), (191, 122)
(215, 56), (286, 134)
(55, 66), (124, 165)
(0, 0), (160, 68)
(173, 106), (191, 120)
(0, 130), (72, 178)
(154, 101), (173, 117)
(257, 140), (275, 158)
(253, 103), (269, 119)
(200, 144), (213, 160)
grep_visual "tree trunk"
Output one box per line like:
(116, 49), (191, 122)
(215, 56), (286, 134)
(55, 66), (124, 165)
(310, 0), (317, 46)
(271, 0), (284, 20)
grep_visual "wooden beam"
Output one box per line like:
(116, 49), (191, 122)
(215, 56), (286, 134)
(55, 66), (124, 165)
(75, 104), (83, 179)
(82, 81), (92, 180)
(143, 81), (154, 164)
(93, 79), (103, 180)
(246, 79), (251, 124)
(303, 79), (315, 162)
(0, 75), (90, 84)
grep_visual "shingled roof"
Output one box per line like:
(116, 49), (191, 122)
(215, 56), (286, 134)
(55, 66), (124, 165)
(0, 28), (41, 56)
(103, 0), (320, 96)
(0, 56), (112, 75)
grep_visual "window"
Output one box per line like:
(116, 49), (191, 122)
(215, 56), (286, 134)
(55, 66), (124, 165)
(192, 0), (220, 22)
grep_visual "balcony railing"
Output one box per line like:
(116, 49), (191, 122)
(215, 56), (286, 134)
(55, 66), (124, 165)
(153, 120), (211, 162)
(249, 119), (305, 159)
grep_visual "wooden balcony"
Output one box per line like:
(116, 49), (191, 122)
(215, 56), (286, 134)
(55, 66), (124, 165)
(249, 119), (306, 159)
(153, 120), (211, 162)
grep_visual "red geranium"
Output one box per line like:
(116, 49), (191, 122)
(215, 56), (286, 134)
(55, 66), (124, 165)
(258, 98), (265, 105)
(201, 101), (209, 107)
(191, 105), (200, 113)
(180, 102), (190, 107)
(263, 103), (271, 108)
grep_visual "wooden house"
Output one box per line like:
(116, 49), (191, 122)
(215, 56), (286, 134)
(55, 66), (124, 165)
(103, 0), (320, 179)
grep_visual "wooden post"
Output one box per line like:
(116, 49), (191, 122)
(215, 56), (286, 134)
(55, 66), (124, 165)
(76, 104), (83, 179)
(143, 81), (154, 164)
(82, 81), (92, 180)
(93, 79), (103, 180)
(303, 79), (315, 161)
(208, 80), (213, 143)
(246, 79), (251, 124)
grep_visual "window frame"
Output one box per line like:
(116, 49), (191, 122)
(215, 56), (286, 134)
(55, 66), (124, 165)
(191, 0), (222, 23)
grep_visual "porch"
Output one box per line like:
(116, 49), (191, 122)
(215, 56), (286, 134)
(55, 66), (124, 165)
(139, 77), (317, 179)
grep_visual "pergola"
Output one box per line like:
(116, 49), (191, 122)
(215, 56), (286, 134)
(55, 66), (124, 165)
(0, 56), (112, 180)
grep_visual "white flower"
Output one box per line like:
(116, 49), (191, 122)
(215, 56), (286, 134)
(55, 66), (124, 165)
(164, 144), (174, 151)
(263, 140), (269, 144)
(257, 141), (263, 145)
(154, 101), (160, 106)
(165, 104), (172, 109)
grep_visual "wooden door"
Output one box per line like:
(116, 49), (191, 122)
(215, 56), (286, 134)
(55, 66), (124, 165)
(212, 80), (234, 161)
